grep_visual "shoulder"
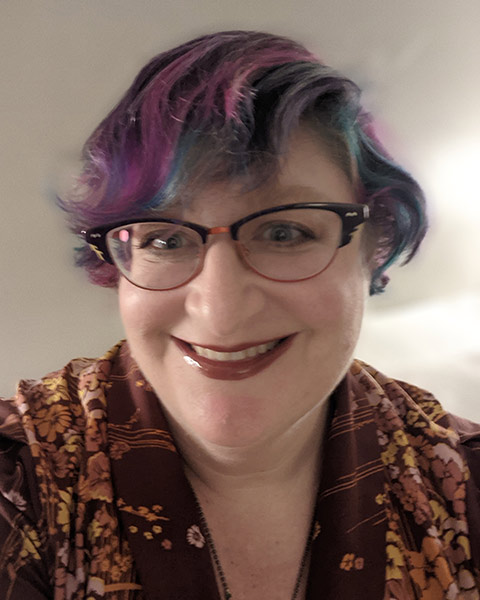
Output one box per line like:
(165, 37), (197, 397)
(351, 358), (479, 426)
(349, 358), (480, 468)
(0, 340), (126, 506)
(0, 341), (125, 430)
(350, 358), (480, 519)
(0, 342), (127, 469)
(0, 342), (126, 597)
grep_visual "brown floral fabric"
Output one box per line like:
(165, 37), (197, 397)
(0, 341), (479, 599)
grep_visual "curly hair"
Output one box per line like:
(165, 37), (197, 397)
(59, 30), (427, 294)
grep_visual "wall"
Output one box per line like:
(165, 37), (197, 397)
(1, 0), (479, 418)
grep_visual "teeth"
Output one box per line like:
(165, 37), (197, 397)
(191, 340), (279, 362)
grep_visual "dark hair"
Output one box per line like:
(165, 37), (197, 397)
(60, 30), (427, 294)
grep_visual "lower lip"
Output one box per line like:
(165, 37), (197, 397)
(172, 336), (295, 380)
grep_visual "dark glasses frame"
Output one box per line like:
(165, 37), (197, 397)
(83, 202), (369, 265)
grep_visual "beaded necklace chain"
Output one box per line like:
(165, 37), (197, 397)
(193, 492), (314, 600)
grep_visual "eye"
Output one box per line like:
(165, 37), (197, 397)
(256, 221), (315, 245)
(136, 227), (199, 254)
(141, 232), (185, 250)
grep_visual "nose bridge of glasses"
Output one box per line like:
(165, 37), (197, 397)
(203, 225), (240, 247)
(207, 225), (231, 236)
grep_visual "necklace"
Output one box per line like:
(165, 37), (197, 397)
(193, 492), (314, 600)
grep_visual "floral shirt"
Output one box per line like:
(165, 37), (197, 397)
(0, 341), (479, 599)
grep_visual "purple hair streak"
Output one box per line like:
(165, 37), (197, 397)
(59, 30), (427, 293)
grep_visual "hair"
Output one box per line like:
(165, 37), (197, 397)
(59, 30), (427, 295)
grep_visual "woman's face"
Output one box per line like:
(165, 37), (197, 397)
(119, 127), (370, 449)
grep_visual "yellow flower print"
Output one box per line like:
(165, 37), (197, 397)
(375, 493), (386, 505)
(381, 442), (398, 466)
(42, 376), (70, 403)
(88, 519), (102, 541)
(152, 525), (163, 534)
(63, 432), (82, 453)
(143, 531), (153, 540)
(429, 499), (448, 524)
(441, 529), (454, 548)
(386, 541), (405, 580)
(57, 489), (73, 533)
(35, 404), (72, 442)
(19, 526), (42, 560)
(457, 535), (471, 561)
(129, 525), (138, 534)
(402, 447), (417, 468)
(393, 430), (409, 447)
(406, 411), (419, 425)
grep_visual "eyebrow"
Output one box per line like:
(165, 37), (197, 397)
(260, 185), (338, 205)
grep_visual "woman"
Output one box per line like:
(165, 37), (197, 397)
(0, 31), (479, 600)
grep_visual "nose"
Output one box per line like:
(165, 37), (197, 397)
(184, 237), (267, 338)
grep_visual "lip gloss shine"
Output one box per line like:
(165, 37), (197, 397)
(172, 335), (295, 380)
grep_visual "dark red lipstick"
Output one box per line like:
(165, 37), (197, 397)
(172, 335), (295, 380)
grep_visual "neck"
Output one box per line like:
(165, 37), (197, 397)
(169, 399), (330, 500)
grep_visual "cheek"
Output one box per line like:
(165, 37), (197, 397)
(118, 279), (183, 340)
(292, 259), (368, 348)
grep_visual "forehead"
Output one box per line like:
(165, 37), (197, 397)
(155, 127), (355, 223)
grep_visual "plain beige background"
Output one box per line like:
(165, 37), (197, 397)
(1, 0), (479, 419)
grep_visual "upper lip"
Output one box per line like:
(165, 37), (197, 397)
(171, 335), (292, 352)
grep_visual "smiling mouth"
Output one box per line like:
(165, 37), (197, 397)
(190, 339), (282, 362)
(172, 335), (294, 380)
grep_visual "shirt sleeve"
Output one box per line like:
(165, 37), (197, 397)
(0, 401), (52, 600)
(447, 412), (480, 575)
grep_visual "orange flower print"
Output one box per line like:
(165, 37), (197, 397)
(340, 553), (365, 572)
(431, 446), (465, 504)
(408, 536), (455, 599)
(109, 441), (130, 460)
(186, 525), (205, 548)
(340, 553), (355, 571)
(78, 452), (113, 502)
(35, 404), (72, 442)
(51, 449), (71, 479)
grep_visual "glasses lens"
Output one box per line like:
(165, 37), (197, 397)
(106, 222), (203, 290)
(238, 208), (342, 280)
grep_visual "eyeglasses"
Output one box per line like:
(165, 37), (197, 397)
(84, 202), (369, 291)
